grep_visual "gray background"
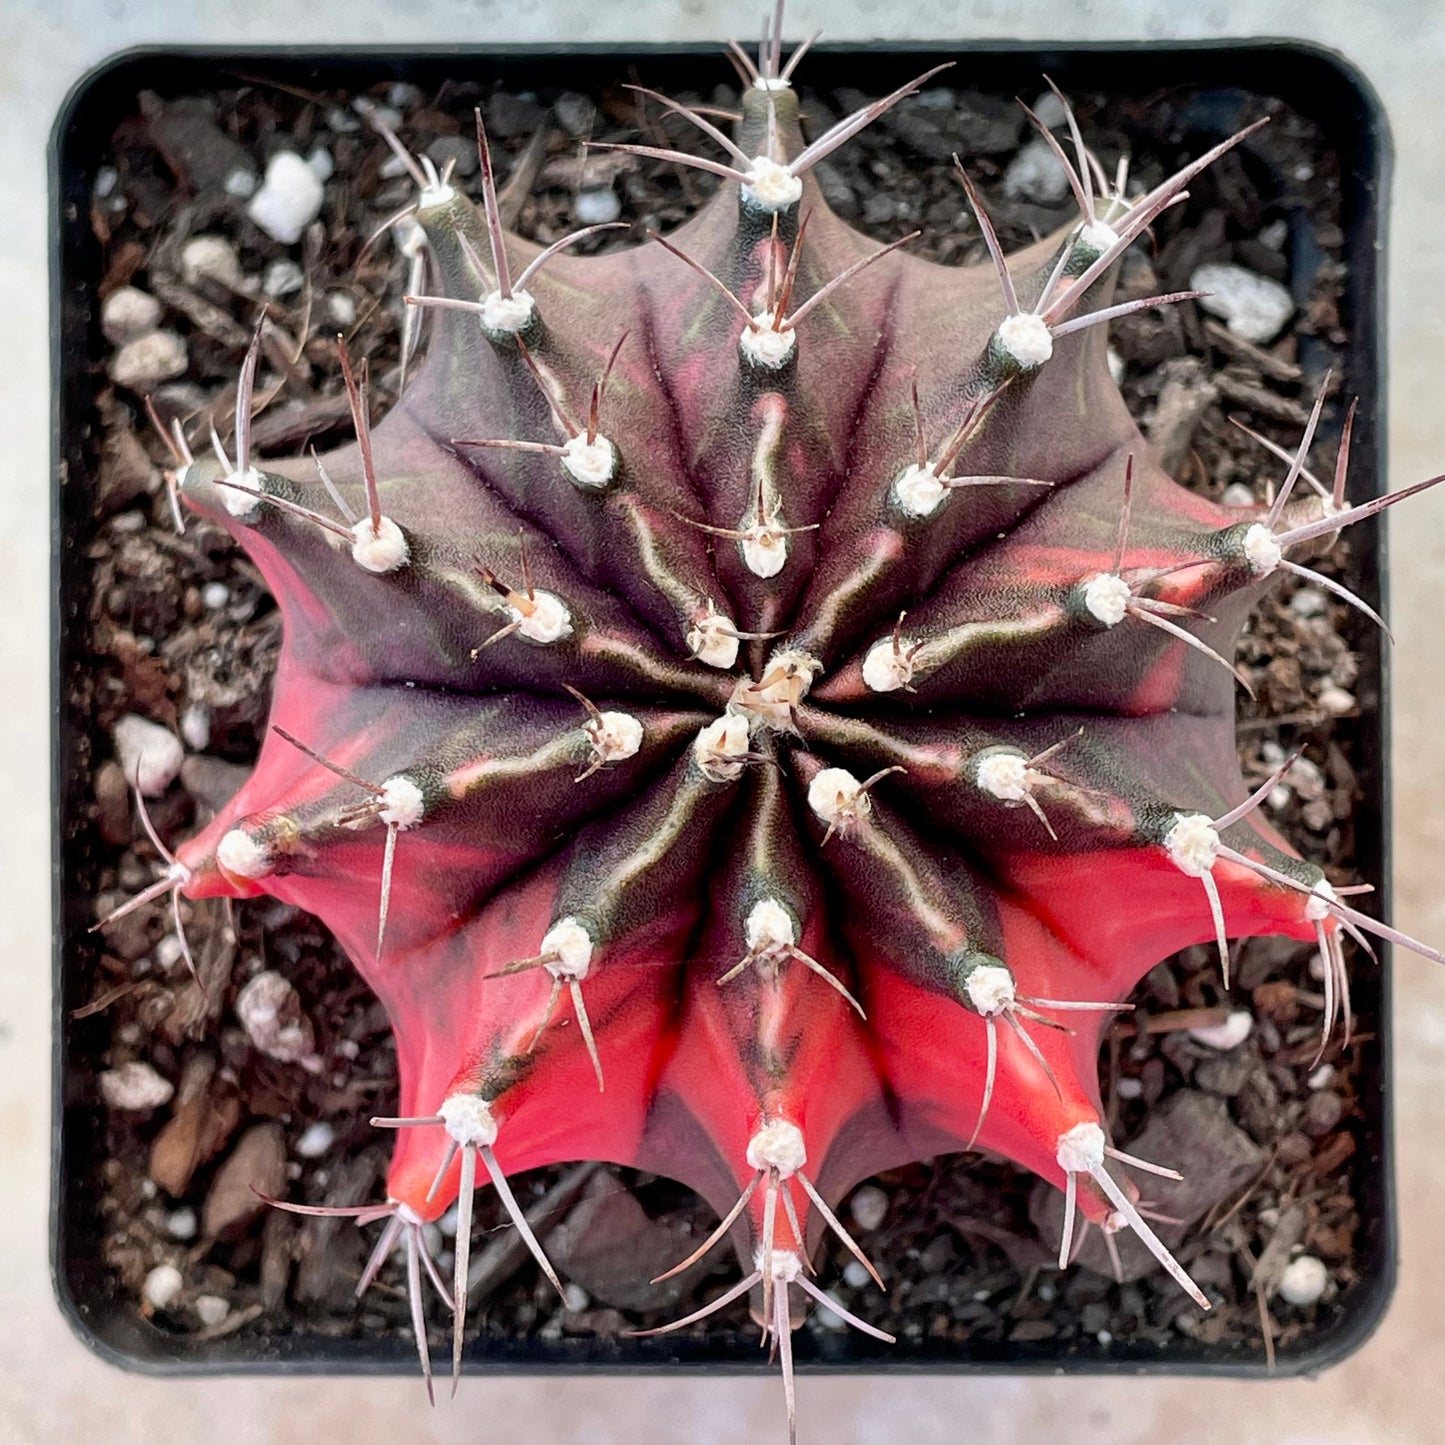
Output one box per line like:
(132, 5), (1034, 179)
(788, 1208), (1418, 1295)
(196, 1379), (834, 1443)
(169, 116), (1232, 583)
(3, 2), (1443, 1441)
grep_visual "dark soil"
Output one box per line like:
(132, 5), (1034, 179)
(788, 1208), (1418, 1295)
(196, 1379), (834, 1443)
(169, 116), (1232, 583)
(61, 53), (1379, 1371)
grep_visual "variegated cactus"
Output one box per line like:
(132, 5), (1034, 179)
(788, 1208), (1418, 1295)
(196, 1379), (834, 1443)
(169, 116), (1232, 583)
(106, 15), (1444, 1441)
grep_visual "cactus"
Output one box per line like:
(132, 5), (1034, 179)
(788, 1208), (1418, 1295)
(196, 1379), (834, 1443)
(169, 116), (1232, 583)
(100, 14), (1444, 1440)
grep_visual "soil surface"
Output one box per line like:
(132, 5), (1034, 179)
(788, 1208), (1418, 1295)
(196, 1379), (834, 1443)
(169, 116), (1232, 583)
(62, 56), (1378, 1370)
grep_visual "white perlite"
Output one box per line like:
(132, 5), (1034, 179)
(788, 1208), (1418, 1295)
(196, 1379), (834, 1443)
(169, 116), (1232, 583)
(1164, 813), (1220, 877)
(1082, 572), (1131, 626)
(100, 286), (163, 345)
(1030, 89), (1069, 128)
(179, 704), (211, 751)
(113, 713), (184, 796)
(154, 934), (187, 974)
(263, 259), (305, 298)
(541, 917), (593, 980)
(294, 1121), (336, 1158)
(110, 330), (188, 392)
(746, 1119), (807, 1176)
(560, 433), (617, 491)
(963, 963), (1015, 1016)
(848, 1184), (889, 1233)
(439, 1091), (499, 1147)
(1188, 1010), (1254, 1050)
(892, 464), (947, 518)
(746, 898), (796, 954)
(740, 317), (797, 370)
(143, 1264), (184, 1310)
(807, 766), (869, 830)
(694, 715), (752, 782)
(575, 186), (622, 225)
(1190, 262), (1294, 345)
(479, 289), (537, 335)
(1278, 1254), (1329, 1306)
(194, 1295), (230, 1328)
(100, 1061), (175, 1111)
(247, 151), (325, 245)
(217, 827), (272, 880)
(995, 311), (1054, 369)
(511, 590), (572, 644)
(166, 1207), (198, 1241)
(351, 515), (409, 573)
(1241, 522), (1284, 575)
(742, 157), (803, 212)
(224, 166), (258, 199)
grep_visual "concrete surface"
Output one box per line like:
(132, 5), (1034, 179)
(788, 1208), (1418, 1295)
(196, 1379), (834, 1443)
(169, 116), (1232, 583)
(3, 2), (1444, 1442)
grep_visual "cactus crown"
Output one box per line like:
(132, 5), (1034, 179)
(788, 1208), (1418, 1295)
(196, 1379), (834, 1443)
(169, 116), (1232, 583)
(99, 11), (1444, 1439)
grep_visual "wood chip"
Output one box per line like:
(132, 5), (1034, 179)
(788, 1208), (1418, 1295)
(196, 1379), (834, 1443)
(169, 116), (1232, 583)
(150, 276), (254, 351)
(1215, 371), (1311, 424)
(149, 1052), (242, 1196)
(1204, 319), (1302, 382)
(203, 1122), (288, 1238)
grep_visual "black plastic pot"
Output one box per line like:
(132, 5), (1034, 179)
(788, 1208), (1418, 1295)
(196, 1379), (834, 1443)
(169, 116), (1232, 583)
(52, 38), (1394, 1381)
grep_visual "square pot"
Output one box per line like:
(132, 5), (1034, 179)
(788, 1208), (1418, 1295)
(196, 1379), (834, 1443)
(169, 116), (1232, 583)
(52, 38), (1394, 1380)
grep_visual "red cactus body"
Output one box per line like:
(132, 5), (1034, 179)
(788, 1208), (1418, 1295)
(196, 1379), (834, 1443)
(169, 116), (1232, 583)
(108, 24), (1445, 1440)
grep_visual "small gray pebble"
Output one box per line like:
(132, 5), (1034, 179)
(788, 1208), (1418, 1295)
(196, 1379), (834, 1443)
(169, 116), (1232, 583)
(101, 286), (162, 345)
(425, 135), (478, 178)
(263, 259), (305, 299)
(166, 1207), (198, 1241)
(553, 92), (597, 137)
(327, 291), (357, 328)
(143, 1264), (184, 1310)
(848, 1183), (889, 1232)
(110, 331), (188, 392)
(1191, 262), (1293, 344)
(1004, 137), (1071, 206)
(1278, 1254), (1328, 1305)
(223, 166), (258, 199)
